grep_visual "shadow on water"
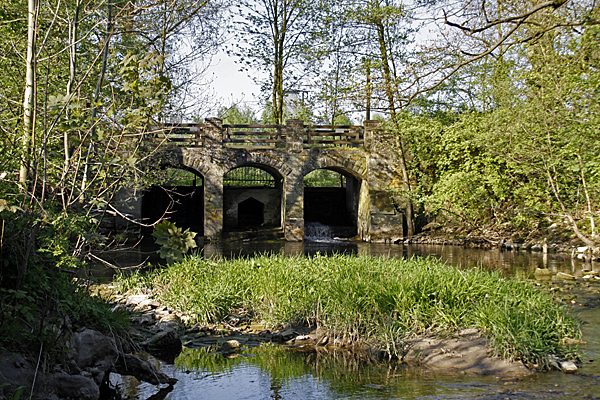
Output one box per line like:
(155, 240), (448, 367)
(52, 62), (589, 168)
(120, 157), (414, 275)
(99, 238), (600, 399)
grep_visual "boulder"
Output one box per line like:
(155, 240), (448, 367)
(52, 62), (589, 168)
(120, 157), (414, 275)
(74, 329), (119, 372)
(51, 373), (100, 400)
(0, 352), (102, 400)
(0, 352), (35, 398)
(143, 328), (182, 352)
(115, 354), (177, 385)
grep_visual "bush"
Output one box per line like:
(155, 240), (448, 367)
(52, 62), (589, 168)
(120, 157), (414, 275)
(0, 207), (128, 359)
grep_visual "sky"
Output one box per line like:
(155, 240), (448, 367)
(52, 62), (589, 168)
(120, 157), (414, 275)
(204, 49), (264, 114)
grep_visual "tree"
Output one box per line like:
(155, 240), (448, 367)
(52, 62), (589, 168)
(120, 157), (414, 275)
(399, 1), (600, 249)
(332, 0), (417, 234)
(231, 0), (330, 124)
(0, 0), (228, 366)
(20, 0), (37, 185)
(488, 21), (600, 248)
(218, 103), (258, 124)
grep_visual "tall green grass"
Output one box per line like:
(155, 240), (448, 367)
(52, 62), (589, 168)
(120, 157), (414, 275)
(114, 253), (580, 367)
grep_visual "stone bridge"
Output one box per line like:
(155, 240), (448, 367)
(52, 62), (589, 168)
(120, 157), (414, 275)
(119, 118), (405, 242)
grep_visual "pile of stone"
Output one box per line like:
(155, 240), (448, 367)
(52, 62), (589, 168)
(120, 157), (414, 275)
(0, 291), (188, 400)
(0, 329), (176, 400)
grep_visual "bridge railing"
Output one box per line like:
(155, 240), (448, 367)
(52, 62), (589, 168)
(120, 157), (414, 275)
(148, 123), (205, 147)
(223, 124), (285, 148)
(149, 119), (374, 149)
(304, 125), (363, 147)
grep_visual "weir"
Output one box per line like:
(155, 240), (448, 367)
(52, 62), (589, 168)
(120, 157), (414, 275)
(112, 118), (405, 242)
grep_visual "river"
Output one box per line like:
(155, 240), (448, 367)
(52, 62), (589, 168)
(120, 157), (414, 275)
(106, 240), (600, 400)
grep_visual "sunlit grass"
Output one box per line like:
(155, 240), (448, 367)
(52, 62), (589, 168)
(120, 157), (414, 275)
(114, 253), (580, 367)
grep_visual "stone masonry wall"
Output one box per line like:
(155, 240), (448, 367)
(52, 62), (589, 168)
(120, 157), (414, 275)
(123, 119), (404, 242)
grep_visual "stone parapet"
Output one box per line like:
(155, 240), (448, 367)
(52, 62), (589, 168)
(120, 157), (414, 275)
(286, 119), (304, 152)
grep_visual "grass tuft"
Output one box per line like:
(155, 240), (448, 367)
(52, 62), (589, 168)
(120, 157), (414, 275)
(114, 253), (580, 367)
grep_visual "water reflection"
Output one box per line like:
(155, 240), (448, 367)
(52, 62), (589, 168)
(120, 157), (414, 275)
(121, 343), (600, 400)
(109, 240), (600, 399)
(200, 240), (594, 279)
(91, 239), (598, 282)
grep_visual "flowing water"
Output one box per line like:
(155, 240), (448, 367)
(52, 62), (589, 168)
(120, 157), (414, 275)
(107, 239), (600, 400)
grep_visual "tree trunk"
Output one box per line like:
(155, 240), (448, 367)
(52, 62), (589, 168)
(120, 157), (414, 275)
(20, 0), (37, 186)
(376, 20), (416, 236)
(65, 0), (80, 173)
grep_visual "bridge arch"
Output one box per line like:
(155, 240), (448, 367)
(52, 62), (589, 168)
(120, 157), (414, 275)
(309, 153), (367, 180)
(222, 164), (284, 232)
(302, 155), (367, 239)
(141, 165), (205, 237)
(181, 155), (219, 178)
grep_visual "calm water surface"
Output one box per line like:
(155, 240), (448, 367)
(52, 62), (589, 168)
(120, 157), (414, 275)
(111, 240), (600, 400)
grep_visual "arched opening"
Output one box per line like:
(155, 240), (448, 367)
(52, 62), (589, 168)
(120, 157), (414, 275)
(238, 197), (264, 227)
(141, 167), (204, 238)
(223, 165), (283, 232)
(303, 168), (361, 239)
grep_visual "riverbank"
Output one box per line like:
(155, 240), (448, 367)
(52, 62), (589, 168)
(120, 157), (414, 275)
(98, 290), (534, 378)
(404, 223), (599, 258)
(110, 253), (581, 371)
(0, 250), (587, 399)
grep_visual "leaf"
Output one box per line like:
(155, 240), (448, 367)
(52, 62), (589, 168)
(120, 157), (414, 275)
(0, 199), (23, 213)
(152, 221), (197, 263)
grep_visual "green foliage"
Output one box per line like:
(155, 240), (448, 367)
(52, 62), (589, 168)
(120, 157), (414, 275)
(0, 208), (128, 358)
(218, 104), (257, 125)
(0, 0), (220, 371)
(304, 169), (346, 188)
(152, 220), (198, 264)
(114, 254), (580, 367)
(427, 171), (489, 226)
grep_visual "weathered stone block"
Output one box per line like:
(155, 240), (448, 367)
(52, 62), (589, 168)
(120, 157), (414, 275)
(285, 218), (304, 241)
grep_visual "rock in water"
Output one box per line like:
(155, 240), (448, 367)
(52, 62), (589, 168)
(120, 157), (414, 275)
(559, 360), (578, 373)
(115, 354), (177, 385)
(556, 272), (576, 281)
(221, 340), (241, 353)
(143, 327), (183, 363)
(534, 268), (552, 277)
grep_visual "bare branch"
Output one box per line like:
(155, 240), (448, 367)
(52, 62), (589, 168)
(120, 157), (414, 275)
(444, 0), (569, 34)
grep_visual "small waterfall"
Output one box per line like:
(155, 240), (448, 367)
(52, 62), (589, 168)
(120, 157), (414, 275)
(304, 222), (336, 242)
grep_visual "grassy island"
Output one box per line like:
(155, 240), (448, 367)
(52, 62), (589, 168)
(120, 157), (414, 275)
(115, 253), (580, 368)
